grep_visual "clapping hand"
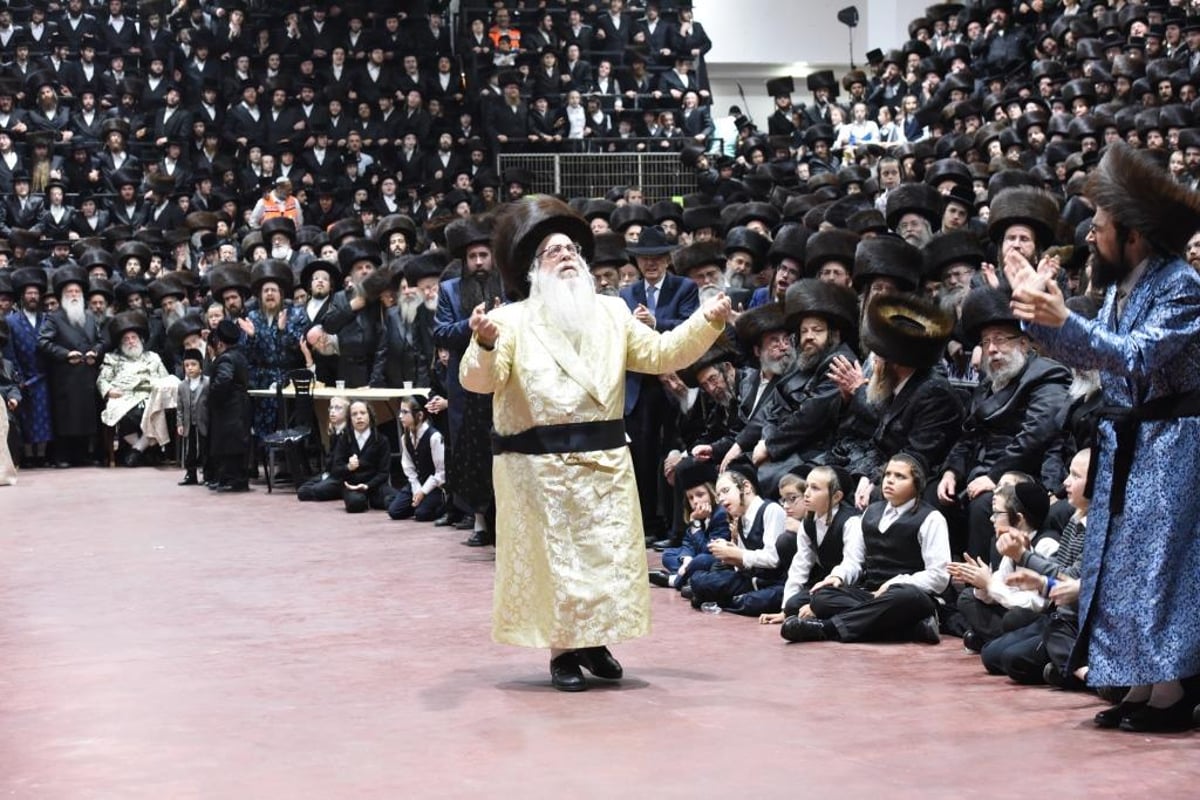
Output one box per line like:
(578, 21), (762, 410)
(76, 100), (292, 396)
(1007, 249), (1068, 328)
(469, 302), (500, 348)
(828, 355), (865, 401)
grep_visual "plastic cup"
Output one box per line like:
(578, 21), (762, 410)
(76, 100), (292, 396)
(403, 380), (414, 390)
(335, 380), (346, 389)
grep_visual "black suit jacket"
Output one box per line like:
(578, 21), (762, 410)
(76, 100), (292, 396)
(331, 429), (392, 491)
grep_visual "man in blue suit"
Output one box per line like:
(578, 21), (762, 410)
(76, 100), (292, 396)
(621, 225), (699, 546)
(434, 215), (504, 545)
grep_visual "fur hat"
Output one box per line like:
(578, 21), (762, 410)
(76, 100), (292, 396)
(672, 240), (725, 278)
(260, 216), (297, 244)
(208, 264), (252, 299)
(374, 214), (418, 251)
(358, 266), (392, 304)
(11, 267), (48, 294)
(960, 287), (1020, 342)
(402, 250), (449, 286)
(337, 240), (382, 275)
(803, 229), (860, 277)
(443, 215), (493, 261)
(250, 259), (295, 296)
(108, 310), (149, 342)
(722, 226), (772, 271)
(852, 237), (923, 293)
(860, 293), (955, 369)
(327, 218), (364, 246)
(300, 259), (341, 290)
(581, 198), (617, 222)
(1085, 141), (1200, 255)
(52, 265), (88, 296)
(924, 230), (985, 278)
(987, 186), (1061, 249)
(115, 241), (152, 270)
(682, 205), (722, 234)
(167, 313), (206, 348)
(727, 201), (781, 231)
(681, 340), (739, 388)
(79, 248), (117, 276)
(884, 183), (942, 231)
(87, 277), (114, 303)
(609, 203), (654, 233)
(733, 301), (789, 350)
(675, 458), (717, 493)
(783, 279), (859, 345)
(767, 224), (809, 267)
(147, 276), (187, 307)
(492, 196), (594, 301)
(590, 232), (630, 267)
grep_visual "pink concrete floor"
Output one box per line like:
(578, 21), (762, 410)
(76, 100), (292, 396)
(2, 466), (1197, 799)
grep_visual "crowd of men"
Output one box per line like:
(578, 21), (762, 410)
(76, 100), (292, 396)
(1, 0), (1199, 725)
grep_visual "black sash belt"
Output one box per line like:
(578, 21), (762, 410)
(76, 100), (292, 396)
(491, 419), (626, 456)
(1089, 390), (1200, 515)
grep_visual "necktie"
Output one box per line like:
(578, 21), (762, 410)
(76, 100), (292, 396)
(647, 285), (658, 314)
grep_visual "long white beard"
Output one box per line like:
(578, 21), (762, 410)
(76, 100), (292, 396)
(399, 293), (422, 325)
(64, 296), (87, 328)
(528, 259), (597, 348)
(423, 294), (438, 311)
(988, 349), (1027, 391)
(121, 339), (144, 359)
(1069, 368), (1101, 400)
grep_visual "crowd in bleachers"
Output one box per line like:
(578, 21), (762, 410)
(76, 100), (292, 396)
(2, 0), (1200, 730)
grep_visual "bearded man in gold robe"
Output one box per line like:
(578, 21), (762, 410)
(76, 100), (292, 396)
(460, 196), (732, 692)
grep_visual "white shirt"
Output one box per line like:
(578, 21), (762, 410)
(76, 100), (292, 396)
(736, 496), (788, 572)
(783, 511), (866, 605)
(354, 429), (370, 450)
(401, 422), (445, 495)
(565, 104), (586, 139)
(870, 498), (951, 594)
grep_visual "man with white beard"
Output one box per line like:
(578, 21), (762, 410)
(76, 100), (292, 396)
(376, 252), (445, 388)
(37, 266), (106, 468)
(461, 196), (732, 692)
(933, 287), (1070, 561)
(97, 312), (173, 467)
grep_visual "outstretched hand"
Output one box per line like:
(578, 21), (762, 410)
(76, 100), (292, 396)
(469, 302), (499, 348)
(702, 292), (733, 324)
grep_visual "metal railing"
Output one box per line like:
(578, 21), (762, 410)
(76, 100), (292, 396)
(496, 150), (695, 201)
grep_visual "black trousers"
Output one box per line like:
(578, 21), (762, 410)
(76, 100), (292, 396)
(215, 454), (247, 487)
(981, 617), (1049, 682)
(387, 485), (446, 521)
(297, 475), (344, 502)
(925, 484), (997, 563)
(810, 584), (938, 643)
(182, 427), (208, 480)
(689, 569), (785, 615)
(784, 588), (814, 617)
(625, 382), (666, 538)
(344, 483), (394, 513)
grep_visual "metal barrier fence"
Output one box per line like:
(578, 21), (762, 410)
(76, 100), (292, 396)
(496, 152), (693, 203)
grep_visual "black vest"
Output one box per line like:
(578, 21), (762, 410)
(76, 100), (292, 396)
(741, 500), (792, 586)
(802, 503), (857, 586)
(404, 426), (436, 485)
(860, 501), (934, 591)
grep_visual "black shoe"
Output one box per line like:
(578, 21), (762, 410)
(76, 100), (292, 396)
(123, 449), (144, 468)
(1044, 662), (1086, 691)
(912, 615), (942, 645)
(550, 652), (588, 692)
(433, 514), (454, 527)
(463, 531), (494, 547)
(1119, 697), (1198, 733)
(962, 629), (985, 653)
(206, 481), (221, 490)
(178, 474), (199, 486)
(1096, 685), (1130, 705)
(577, 646), (623, 680)
(679, 584), (693, 600)
(651, 539), (674, 552)
(54, 461), (71, 469)
(1094, 701), (1147, 729)
(215, 482), (250, 493)
(454, 517), (475, 531)
(648, 569), (672, 588)
(780, 617), (828, 643)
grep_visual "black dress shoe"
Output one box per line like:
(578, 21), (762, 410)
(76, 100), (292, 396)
(206, 481), (221, 490)
(1044, 662), (1085, 691)
(463, 531), (494, 547)
(577, 646), (623, 680)
(1119, 698), (1198, 733)
(962, 629), (985, 653)
(550, 652), (588, 692)
(123, 449), (144, 468)
(679, 584), (693, 600)
(780, 617), (829, 643)
(648, 569), (672, 588)
(178, 474), (199, 486)
(433, 514), (453, 527)
(454, 517), (475, 531)
(651, 539), (674, 552)
(912, 615), (942, 645)
(215, 482), (250, 493)
(1094, 701), (1147, 729)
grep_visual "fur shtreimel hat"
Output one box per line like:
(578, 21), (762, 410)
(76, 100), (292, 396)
(783, 279), (859, 345)
(986, 186), (1061, 250)
(852, 237), (923, 293)
(1085, 141), (1200, 255)
(860, 293), (955, 370)
(960, 286), (1020, 342)
(492, 196), (594, 301)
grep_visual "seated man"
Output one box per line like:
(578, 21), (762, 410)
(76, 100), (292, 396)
(782, 454), (950, 644)
(934, 287), (1070, 560)
(689, 460), (792, 615)
(731, 280), (856, 495)
(97, 311), (176, 467)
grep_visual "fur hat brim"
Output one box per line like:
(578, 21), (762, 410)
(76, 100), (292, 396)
(860, 293), (955, 369)
(493, 196), (594, 302)
(1085, 141), (1200, 255)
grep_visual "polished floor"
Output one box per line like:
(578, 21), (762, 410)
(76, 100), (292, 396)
(2, 466), (1196, 799)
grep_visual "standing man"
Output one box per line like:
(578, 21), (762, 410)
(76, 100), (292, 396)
(5, 268), (52, 467)
(36, 266), (105, 468)
(1007, 142), (1200, 733)
(460, 196), (731, 692)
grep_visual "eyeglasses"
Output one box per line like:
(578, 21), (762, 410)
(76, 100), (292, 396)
(980, 333), (1022, 349)
(780, 494), (803, 505)
(535, 242), (583, 262)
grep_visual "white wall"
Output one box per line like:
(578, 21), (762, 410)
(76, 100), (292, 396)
(697, 0), (933, 129)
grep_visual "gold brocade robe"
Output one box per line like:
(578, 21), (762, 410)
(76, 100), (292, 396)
(460, 295), (723, 649)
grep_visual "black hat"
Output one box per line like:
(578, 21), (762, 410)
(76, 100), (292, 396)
(723, 226), (771, 271)
(114, 280), (148, 306)
(783, 279), (859, 344)
(987, 187), (1061, 250)
(626, 225), (677, 257)
(181, 348), (204, 364)
(766, 76), (795, 97)
(581, 198), (617, 222)
(675, 459), (717, 493)
(960, 287), (1020, 342)
(214, 318), (241, 345)
(147, 276), (187, 307)
(649, 199), (683, 225)
(853, 237), (924, 293)
(260, 216), (297, 244)
(402, 251), (449, 287)
(10, 267), (46, 294)
(79, 248), (117, 277)
(806, 70), (839, 97)
(767, 224), (809, 268)
(681, 340), (739, 388)
(722, 457), (760, 496)
(1085, 141), (1200, 255)
(167, 313), (206, 349)
(52, 265), (88, 296)
(682, 205), (721, 234)
(1011, 481), (1051, 530)
(208, 265), (252, 299)
(374, 214), (418, 252)
(860, 293), (955, 370)
(884, 183), (942, 231)
(924, 230), (985, 278)
(250, 259), (295, 296)
(803, 229), (861, 278)
(672, 240), (725, 278)
(300, 259), (341, 290)
(337, 240), (382, 276)
(590, 232), (629, 268)
(327, 218), (364, 247)
(733, 301), (789, 350)
(609, 203), (654, 233)
(492, 196), (593, 302)
(444, 215), (493, 261)
(728, 201), (781, 231)
(108, 310), (150, 343)
(87, 277), (114, 303)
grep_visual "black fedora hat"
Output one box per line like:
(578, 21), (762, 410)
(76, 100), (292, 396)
(625, 225), (677, 257)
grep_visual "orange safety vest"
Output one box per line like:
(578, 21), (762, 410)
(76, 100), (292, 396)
(262, 193), (301, 223)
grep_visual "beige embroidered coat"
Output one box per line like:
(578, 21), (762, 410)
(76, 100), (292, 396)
(460, 294), (723, 649)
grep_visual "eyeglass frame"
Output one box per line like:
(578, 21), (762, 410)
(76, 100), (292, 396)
(979, 333), (1024, 349)
(535, 241), (583, 262)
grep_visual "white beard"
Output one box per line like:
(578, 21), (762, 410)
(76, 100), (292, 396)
(423, 294), (438, 311)
(1069, 368), (1101, 400)
(271, 246), (292, 260)
(64, 296), (87, 328)
(988, 349), (1027, 391)
(399, 293), (422, 325)
(528, 258), (597, 350)
(121, 339), (144, 359)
